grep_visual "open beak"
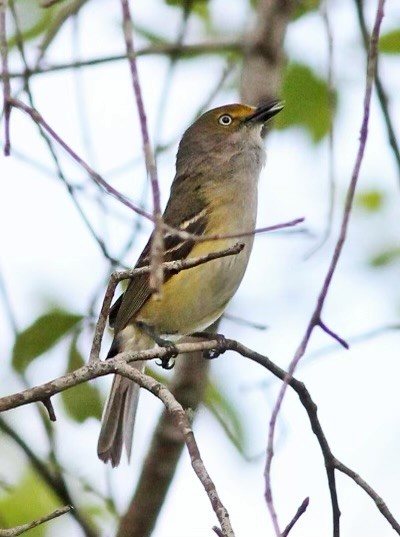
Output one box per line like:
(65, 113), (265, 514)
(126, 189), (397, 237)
(244, 99), (284, 123)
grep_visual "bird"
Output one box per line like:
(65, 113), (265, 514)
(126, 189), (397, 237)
(97, 100), (283, 466)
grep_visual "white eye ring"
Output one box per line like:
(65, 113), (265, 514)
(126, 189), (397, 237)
(218, 114), (233, 126)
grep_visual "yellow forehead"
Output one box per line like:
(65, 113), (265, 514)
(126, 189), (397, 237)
(208, 103), (256, 120)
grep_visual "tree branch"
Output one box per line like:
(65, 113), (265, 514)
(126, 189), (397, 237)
(264, 1), (386, 534)
(0, 418), (97, 537)
(88, 243), (244, 363)
(120, 0), (164, 292)
(354, 0), (400, 181)
(1, 337), (398, 535)
(0, 0), (11, 155)
(281, 497), (309, 537)
(0, 506), (72, 536)
(117, 349), (209, 537)
(1, 42), (242, 80)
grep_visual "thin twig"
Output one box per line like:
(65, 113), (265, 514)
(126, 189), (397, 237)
(8, 97), (305, 248)
(0, 0), (11, 155)
(9, 97), (153, 220)
(6, 2), (119, 265)
(40, 0), (64, 6)
(264, 2), (386, 534)
(88, 242), (244, 362)
(120, 0), (165, 292)
(335, 460), (400, 533)
(306, 0), (336, 258)
(167, 217), (306, 243)
(2, 41), (242, 79)
(318, 319), (349, 349)
(116, 362), (235, 537)
(0, 418), (96, 537)
(1, 338), (398, 534)
(0, 506), (72, 536)
(354, 0), (400, 181)
(281, 497), (309, 537)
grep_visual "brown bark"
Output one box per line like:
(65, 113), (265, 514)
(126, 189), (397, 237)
(117, 348), (209, 537)
(241, 0), (295, 106)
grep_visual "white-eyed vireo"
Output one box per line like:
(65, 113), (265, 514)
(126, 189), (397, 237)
(97, 101), (283, 466)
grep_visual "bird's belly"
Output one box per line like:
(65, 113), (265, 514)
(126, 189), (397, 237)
(137, 237), (252, 335)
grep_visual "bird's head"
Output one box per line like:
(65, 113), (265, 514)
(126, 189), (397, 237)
(176, 100), (283, 173)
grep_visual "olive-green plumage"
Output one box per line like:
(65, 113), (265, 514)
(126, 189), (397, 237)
(97, 101), (283, 467)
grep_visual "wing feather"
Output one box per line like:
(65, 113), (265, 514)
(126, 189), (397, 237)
(110, 173), (207, 334)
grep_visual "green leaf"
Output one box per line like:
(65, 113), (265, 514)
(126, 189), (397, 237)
(379, 29), (400, 54)
(61, 338), (103, 423)
(369, 246), (400, 267)
(12, 310), (83, 373)
(0, 469), (60, 537)
(292, 0), (320, 20)
(7, 0), (54, 49)
(356, 189), (385, 212)
(274, 62), (336, 143)
(164, 0), (210, 22)
(203, 380), (245, 455)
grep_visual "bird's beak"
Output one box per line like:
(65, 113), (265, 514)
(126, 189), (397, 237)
(244, 99), (284, 123)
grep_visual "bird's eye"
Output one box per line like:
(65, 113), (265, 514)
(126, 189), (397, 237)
(218, 114), (233, 126)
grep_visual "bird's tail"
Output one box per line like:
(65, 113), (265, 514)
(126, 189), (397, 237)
(97, 360), (145, 467)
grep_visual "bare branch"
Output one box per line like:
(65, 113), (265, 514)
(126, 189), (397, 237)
(42, 397), (57, 421)
(282, 497), (309, 537)
(120, 0), (164, 292)
(2, 337), (398, 534)
(40, 0), (65, 7)
(318, 319), (349, 349)
(2, 41), (242, 79)
(88, 242), (244, 363)
(305, 0), (336, 258)
(354, 0), (400, 181)
(0, 418), (96, 537)
(264, 1), (386, 534)
(115, 361), (235, 536)
(335, 460), (400, 533)
(8, 97), (153, 221)
(166, 217), (306, 243)
(117, 349), (209, 537)
(0, 0), (11, 156)
(0, 505), (72, 536)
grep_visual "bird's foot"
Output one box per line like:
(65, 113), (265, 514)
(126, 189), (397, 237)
(191, 331), (228, 360)
(136, 321), (178, 369)
(156, 338), (179, 370)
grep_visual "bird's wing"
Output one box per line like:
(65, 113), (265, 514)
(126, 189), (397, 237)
(109, 173), (207, 334)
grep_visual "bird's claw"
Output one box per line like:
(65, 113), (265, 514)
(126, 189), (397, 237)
(156, 339), (179, 370)
(202, 333), (228, 360)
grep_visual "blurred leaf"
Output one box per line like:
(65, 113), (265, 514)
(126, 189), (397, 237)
(39, 0), (88, 58)
(379, 29), (400, 54)
(164, 0), (210, 22)
(356, 189), (385, 212)
(12, 310), (83, 373)
(370, 246), (400, 267)
(8, 0), (54, 48)
(61, 338), (103, 423)
(274, 62), (336, 143)
(133, 23), (170, 45)
(203, 380), (245, 455)
(249, 0), (318, 18)
(0, 470), (59, 537)
(292, 0), (320, 20)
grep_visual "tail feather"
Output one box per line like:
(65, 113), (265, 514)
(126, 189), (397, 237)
(97, 361), (145, 467)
